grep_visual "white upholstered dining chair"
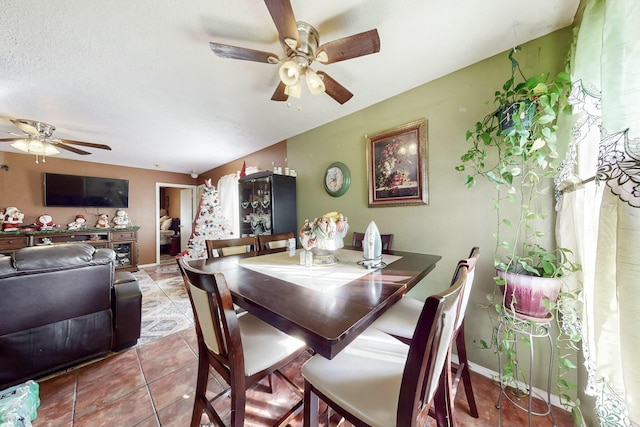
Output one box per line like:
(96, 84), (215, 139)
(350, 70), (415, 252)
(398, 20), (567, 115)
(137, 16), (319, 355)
(205, 236), (259, 258)
(371, 247), (481, 425)
(177, 257), (307, 427)
(301, 263), (469, 427)
(257, 232), (295, 251)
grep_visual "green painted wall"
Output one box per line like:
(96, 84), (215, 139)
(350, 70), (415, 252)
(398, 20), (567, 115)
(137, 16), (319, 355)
(287, 28), (574, 394)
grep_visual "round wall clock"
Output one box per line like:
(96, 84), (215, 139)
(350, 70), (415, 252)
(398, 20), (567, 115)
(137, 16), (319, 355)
(323, 162), (351, 197)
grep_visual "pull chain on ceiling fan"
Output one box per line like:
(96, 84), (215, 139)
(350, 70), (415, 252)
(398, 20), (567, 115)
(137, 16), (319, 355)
(0, 118), (112, 164)
(208, 0), (380, 104)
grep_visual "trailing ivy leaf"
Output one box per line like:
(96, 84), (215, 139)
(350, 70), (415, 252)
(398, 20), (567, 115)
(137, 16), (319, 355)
(558, 378), (577, 390)
(572, 407), (582, 426)
(538, 114), (554, 125)
(560, 357), (577, 369)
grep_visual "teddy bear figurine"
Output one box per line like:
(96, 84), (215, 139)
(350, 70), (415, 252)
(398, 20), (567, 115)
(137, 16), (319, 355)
(67, 215), (87, 230)
(112, 209), (131, 229)
(36, 214), (56, 230)
(95, 213), (110, 228)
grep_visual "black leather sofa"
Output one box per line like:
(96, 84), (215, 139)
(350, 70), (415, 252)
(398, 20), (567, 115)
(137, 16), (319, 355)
(0, 243), (142, 389)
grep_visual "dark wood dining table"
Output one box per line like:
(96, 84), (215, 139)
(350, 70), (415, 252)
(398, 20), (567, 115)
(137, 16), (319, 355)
(187, 248), (441, 359)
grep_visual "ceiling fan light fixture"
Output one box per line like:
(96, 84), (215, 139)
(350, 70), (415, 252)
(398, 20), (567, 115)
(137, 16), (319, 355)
(11, 138), (60, 156)
(280, 55), (310, 87)
(279, 59), (301, 86)
(305, 69), (325, 95)
(284, 81), (302, 98)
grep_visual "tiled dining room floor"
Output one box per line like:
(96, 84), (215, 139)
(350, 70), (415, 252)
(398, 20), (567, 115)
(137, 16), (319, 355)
(32, 257), (576, 427)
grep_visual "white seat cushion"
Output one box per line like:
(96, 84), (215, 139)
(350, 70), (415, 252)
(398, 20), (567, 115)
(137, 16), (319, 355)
(371, 296), (423, 339)
(302, 328), (408, 427)
(238, 313), (306, 377)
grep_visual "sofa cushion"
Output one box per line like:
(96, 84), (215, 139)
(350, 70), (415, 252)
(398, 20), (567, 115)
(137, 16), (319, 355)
(0, 311), (113, 387)
(12, 243), (111, 272)
(160, 217), (173, 231)
(0, 256), (13, 278)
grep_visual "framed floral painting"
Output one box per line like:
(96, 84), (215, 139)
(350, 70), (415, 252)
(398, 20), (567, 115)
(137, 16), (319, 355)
(365, 119), (428, 207)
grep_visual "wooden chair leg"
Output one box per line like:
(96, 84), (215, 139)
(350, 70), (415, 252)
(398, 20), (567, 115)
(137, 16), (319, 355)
(304, 380), (319, 427)
(455, 322), (479, 418)
(229, 379), (246, 427)
(433, 353), (456, 427)
(191, 353), (211, 427)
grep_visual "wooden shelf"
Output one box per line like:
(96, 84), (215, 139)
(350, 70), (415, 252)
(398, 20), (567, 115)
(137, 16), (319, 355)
(0, 227), (139, 271)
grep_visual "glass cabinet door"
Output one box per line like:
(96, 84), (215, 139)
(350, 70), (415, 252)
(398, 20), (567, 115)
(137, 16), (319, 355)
(239, 176), (272, 236)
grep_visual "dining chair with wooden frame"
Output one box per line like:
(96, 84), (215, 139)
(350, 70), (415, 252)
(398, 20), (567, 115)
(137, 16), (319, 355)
(351, 231), (394, 254)
(177, 258), (307, 427)
(257, 232), (295, 252)
(302, 264), (469, 427)
(372, 247), (481, 426)
(205, 236), (259, 259)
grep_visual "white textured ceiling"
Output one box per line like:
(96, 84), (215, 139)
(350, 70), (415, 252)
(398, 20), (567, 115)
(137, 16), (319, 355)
(0, 0), (579, 175)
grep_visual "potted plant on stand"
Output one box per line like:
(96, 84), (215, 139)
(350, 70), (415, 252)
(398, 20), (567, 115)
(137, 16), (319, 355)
(456, 47), (582, 424)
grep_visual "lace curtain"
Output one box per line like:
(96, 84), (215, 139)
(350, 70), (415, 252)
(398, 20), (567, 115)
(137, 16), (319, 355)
(555, 0), (640, 425)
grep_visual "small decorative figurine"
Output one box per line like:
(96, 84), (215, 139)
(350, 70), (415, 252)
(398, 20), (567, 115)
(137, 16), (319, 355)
(67, 215), (87, 230)
(112, 209), (131, 229)
(3, 207), (25, 231)
(95, 213), (110, 228)
(36, 214), (56, 230)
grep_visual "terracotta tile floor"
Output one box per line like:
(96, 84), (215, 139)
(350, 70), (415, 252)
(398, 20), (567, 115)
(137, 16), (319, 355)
(33, 330), (575, 426)
(31, 260), (576, 426)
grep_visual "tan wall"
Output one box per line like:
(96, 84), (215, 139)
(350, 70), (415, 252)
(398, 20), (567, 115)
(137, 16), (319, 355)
(200, 141), (287, 185)
(164, 187), (182, 218)
(0, 152), (195, 265)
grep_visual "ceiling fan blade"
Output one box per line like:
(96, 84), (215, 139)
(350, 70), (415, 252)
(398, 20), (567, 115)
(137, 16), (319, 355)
(317, 71), (353, 105)
(316, 29), (380, 64)
(209, 42), (280, 63)
(0, 137), (24, 143)
(271, 81), (288, 101)
(10, 118), (39, 135)
(264, 0), (299, 48)
(53, 138), (112, 150)
(51, 141), (91, 155)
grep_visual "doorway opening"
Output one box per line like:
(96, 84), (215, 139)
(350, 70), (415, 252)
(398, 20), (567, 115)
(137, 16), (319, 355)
(155, 183), (197, 265)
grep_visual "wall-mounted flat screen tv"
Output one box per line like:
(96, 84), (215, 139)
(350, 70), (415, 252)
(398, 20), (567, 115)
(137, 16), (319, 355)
(44, 173), (129, 208)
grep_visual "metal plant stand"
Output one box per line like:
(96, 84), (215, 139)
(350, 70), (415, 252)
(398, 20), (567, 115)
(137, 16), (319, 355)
(496, 309), (557, 427)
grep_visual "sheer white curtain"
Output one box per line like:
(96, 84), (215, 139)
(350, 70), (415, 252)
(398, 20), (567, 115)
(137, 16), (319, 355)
(217, 166), (259, 238)
(556, 0), (640, 425)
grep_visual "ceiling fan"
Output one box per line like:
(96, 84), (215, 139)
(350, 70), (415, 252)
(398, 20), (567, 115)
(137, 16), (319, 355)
(1, 118), (112, 163)
(208, 0), (380, 105)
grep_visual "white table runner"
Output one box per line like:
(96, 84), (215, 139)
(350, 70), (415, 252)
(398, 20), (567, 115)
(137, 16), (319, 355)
(238, 248), (401, 292)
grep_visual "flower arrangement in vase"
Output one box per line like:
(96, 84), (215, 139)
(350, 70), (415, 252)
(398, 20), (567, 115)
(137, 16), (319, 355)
(298, 212), (348, 265)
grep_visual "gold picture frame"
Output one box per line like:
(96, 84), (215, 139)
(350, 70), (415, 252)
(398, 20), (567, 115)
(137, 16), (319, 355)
(366, 119), (428, 207)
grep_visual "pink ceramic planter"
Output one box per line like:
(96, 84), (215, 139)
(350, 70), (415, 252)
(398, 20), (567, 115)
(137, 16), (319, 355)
(498, 268), (561, 319)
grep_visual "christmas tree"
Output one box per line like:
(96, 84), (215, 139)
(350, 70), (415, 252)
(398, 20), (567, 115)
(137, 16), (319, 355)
(181, 179), (233, 259)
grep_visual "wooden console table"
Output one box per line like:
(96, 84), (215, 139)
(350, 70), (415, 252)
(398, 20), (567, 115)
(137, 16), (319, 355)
(0, 227), (140, 272)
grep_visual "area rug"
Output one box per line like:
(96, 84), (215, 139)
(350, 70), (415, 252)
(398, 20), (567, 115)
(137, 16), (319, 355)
(133, 267), (193, 345)
(153, 264), (180, 274)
